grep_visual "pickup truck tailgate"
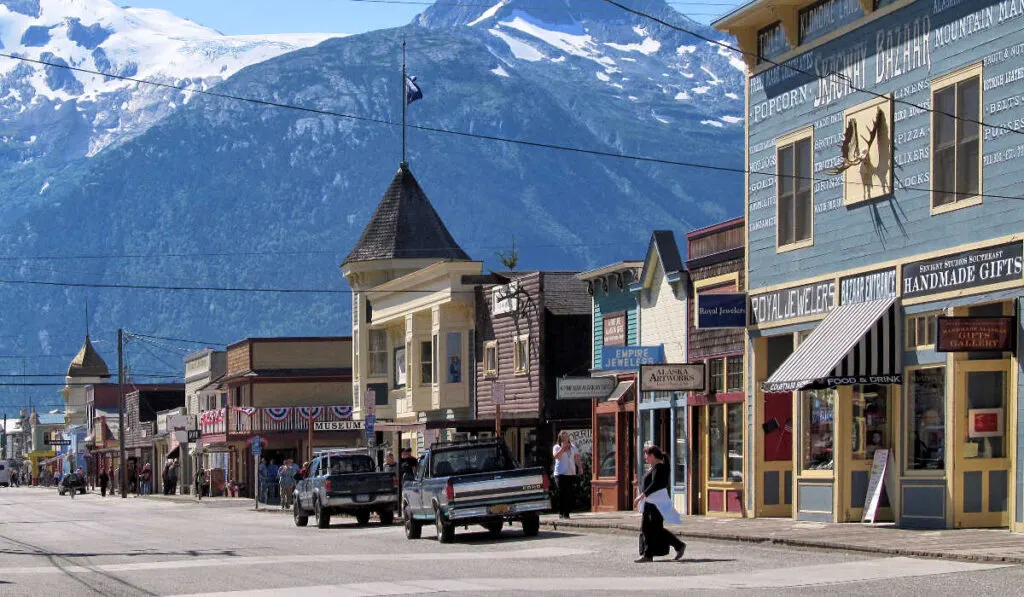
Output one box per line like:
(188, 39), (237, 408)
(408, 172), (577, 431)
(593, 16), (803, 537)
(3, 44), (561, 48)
(450, 467), (547, 503)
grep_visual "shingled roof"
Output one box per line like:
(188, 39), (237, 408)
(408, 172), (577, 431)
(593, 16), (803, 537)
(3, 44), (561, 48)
(67, 335), (111, 379)
(344, 163), (470, 265)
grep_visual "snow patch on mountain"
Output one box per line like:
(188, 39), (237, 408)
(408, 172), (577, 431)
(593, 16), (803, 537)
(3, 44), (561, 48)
(467, 0), (506, 27)
(490, 64), (510, 77)
(701, 119), (724, 127)
(495, 13), (614, 67)
(488, 28), (544, 61)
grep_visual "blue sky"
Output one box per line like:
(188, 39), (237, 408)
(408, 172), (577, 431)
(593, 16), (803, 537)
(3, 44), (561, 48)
(121, 1), (735, 35)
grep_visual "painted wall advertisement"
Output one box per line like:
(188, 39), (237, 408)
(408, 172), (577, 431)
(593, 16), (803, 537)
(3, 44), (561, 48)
(750, 280), (835, 325)
(902, 241), (1023, 298)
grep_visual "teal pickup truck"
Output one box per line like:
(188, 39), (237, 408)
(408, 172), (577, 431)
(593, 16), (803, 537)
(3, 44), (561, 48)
(401, 438), (550, 543)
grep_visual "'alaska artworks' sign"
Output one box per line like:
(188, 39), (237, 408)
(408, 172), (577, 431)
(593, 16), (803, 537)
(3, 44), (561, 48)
(750, 280), (836, 325)
(840, 267), (897, 305)
(640, 364), (706, 392)
(902, 241), (1024, 298)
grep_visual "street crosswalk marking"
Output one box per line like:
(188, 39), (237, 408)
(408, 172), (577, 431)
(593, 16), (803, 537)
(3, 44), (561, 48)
(0, 546), (590, 577)
(164, 557), (1008, 596)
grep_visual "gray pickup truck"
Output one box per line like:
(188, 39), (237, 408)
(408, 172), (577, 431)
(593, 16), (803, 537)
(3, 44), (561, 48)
(293, 450), (398, 529)
(401, 438), (550, 543)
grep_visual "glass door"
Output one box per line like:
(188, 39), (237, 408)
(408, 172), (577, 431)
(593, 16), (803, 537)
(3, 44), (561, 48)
(953, 360), (1011, 528)
(843, 385), (893, 521)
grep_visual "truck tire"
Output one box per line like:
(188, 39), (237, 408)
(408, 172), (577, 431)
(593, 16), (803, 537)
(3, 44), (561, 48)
(485, 521), (503, 538)
(521, 514), (540, 537)
(355, 509), (371, 526)
(293, 501), (309, 527)
(435, 507), (455, 544)
(379, 509), (395, 526)
(404, 506), (422, 540)
(315, 501), (331, 529)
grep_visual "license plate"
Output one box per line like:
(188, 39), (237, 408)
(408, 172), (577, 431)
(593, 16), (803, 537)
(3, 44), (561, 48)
(489, 504), (510, 515)
(355, 494), (371, 502)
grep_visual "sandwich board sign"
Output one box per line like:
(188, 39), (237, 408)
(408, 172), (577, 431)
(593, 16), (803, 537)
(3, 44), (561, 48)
(861, 448), (893, 523)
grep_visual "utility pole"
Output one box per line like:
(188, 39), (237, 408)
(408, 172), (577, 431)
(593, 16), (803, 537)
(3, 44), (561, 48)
(118, 328), (127, 498)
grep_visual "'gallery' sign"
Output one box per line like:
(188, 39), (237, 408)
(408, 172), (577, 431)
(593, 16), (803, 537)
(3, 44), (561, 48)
(902, 241), (1023, 298)
(936, 316), (1016, 353)
(750, 280), (835, 325)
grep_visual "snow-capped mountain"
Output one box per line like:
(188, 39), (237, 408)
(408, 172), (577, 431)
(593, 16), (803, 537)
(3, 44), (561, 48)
(0, 0), (745, 402)
(0, 0), (340, 208)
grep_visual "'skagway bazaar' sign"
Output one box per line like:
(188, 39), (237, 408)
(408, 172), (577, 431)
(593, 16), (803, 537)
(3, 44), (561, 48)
(640, 364), (706, 392)
(750, 280), (835, 325)
(902, 241), (1023, 298)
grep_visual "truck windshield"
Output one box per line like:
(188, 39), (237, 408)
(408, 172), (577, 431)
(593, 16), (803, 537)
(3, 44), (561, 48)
(431, 445), (514, 477)
(324, 455), (375, 475)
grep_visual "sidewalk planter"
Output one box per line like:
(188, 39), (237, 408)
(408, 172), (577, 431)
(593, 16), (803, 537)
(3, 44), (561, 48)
(714, 0), (1024, 530)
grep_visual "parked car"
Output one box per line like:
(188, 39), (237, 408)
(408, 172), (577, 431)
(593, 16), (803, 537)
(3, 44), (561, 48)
(402, 438), (550, 543)
(293, 450), (398, 529)
(58, 472), (86, 496)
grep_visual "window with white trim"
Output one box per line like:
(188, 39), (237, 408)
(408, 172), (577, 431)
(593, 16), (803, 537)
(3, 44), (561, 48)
(905, 312), (938, 350)
(932, 65), (981, 211)
(513, 335), (529, 374)
(368, 329), (387, 378)
(484, 341), (498, 377)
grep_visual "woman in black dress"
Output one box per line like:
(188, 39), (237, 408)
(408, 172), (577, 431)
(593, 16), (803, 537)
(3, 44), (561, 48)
(633, 445), (685, 563)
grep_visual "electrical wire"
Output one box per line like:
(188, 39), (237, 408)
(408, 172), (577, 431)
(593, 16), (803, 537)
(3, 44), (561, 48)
(601, 0), (1022, 138)
(127, 332), (227, 347)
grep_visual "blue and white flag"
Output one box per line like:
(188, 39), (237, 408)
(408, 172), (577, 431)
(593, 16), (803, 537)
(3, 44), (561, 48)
(405, 75), (423, 105)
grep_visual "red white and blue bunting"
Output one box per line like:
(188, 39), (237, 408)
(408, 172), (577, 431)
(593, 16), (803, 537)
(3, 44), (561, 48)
(232, 407), (257, 417)
(331, 405), (353, 420)
(298, 406), (323, 421)
(200, 409), (224, 426)
(265, 407), (292, 422)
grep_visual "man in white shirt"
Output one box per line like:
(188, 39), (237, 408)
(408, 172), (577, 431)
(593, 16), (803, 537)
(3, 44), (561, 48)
(552, 430), (583, 519)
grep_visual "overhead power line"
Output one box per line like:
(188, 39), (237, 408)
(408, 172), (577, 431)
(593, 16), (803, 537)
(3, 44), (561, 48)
(126, 332), (227, 347)
(602, 0), (1022, 139)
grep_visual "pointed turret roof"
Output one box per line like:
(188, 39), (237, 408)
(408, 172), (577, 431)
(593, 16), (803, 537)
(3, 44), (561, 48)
(344, 163), (470, 265)
(67, 335), (111, 379)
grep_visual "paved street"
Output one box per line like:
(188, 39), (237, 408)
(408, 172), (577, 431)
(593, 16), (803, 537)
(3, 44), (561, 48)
(1, 487), (1023, 597)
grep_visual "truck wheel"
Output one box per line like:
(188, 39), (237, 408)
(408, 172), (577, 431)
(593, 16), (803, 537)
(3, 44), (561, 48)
(315, 501), (331, 529)
(293, 502), (309, 527)
(404, 507), (422, 540)
(521, 514), (540, 537)
(435, 507), (455, 544)
(355, 509), (371, 526)
(379, 509), (395, 526)
(485, 521), (503, 538)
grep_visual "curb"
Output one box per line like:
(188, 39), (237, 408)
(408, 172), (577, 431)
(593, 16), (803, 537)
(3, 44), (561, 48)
(539, 519), (1024, 566)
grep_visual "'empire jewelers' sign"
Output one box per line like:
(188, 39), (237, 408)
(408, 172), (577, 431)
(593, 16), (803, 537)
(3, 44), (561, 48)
(902, 241), (1024, 298)
(750, 280), (835, 325)
(840, 267), (897, 305)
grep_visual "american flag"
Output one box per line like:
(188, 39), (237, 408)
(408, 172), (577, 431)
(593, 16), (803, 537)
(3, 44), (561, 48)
(783, 418), (793, 433)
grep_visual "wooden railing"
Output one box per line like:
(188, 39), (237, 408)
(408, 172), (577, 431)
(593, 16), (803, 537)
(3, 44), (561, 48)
(200, 405), (354, 437)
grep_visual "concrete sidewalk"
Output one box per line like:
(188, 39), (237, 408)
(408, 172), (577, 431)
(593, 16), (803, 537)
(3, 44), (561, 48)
(541, 511), (1024, 565)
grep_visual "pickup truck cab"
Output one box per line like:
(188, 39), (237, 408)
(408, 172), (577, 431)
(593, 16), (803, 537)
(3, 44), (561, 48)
(402, 438), (550, 543)
(293, 450), (398, 529)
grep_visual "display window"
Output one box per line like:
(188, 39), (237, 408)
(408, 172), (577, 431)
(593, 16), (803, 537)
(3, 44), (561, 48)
(801, 389), (834, 472)
(907, 367), (945, 472)
(852, 385), (889, 461)
(597, 414), (616, 478)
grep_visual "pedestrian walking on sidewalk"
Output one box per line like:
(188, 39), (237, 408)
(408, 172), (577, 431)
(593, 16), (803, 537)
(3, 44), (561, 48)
(633, 445), (685, 563)
(98, 468), (109, 497)
(168, 460), (179, 495)
(552, 430), (582, 519)
(279, 460), (296, 510)
(194, 468), (206, 501)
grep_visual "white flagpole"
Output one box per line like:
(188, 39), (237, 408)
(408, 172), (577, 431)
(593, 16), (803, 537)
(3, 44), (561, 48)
(401, 37), (407, 166)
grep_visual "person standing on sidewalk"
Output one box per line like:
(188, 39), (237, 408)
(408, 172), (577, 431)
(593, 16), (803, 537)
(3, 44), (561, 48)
(552, 430), (582, 519)
(278, 460), (296, 510)
(98, 468), (109, 497)
(194, 468), (206, 501)
(633, 445), (685, 563)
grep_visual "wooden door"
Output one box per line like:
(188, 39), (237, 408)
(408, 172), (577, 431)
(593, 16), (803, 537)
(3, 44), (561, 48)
(758, 393), (794, 517)
(953, 360), (1011, 528)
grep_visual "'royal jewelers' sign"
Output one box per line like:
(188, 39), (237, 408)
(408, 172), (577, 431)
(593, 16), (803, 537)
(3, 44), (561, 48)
(902, 241), (1024, 299)
(840, 267), (897, 305)
(750, 280), (836, 325)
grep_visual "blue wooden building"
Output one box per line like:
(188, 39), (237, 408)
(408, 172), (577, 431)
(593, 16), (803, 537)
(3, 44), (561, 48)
(578, 261), (643, 511)
(716, 0), (1024, 529)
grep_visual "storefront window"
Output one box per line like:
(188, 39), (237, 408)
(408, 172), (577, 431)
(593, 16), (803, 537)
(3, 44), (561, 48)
(708, 406), (725, 481)
(727, 403), (743, 482)
(852, 385), (889, 460)
(674, 406), (686, 487)
(597, 414), (616, 478)
(908, 367), (945, 471)
(802, 389), (834, 471)
(965, 370), (1006, 459)
(709, 359), (725, 393)
(639, 410), (653, 474)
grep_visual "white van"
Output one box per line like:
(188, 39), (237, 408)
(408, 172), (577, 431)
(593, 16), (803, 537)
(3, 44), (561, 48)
(0, 462), (10, 487)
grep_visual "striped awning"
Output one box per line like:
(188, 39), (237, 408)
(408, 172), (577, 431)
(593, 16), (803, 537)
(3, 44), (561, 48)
(762, 298), (901, 393)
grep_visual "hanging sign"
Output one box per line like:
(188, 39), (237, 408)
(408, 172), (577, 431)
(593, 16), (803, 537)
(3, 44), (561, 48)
(556, 377), (616, 400)
(603, 313), (626, 346)
(936, 316), (1015, 353)
(492, 382), (506, 406)
(697, 293), (747, 328)
(601, 345), (665, 370)
(639, 364), (706, 392)
(902, 241), (1023, 299)
(313, 420), (366, 432)
(861, 448), (891, 523)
